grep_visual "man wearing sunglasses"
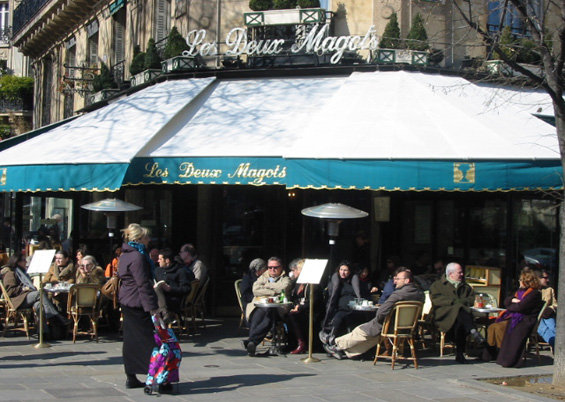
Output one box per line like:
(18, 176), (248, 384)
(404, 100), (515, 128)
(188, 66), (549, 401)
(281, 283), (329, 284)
(242, 256), (292, 356)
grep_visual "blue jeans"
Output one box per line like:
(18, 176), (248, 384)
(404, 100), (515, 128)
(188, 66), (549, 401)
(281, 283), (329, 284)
(537, 317), (555, 348)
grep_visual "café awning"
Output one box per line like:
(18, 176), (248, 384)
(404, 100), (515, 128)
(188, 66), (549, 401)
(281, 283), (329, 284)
(0, 70), (561, 192)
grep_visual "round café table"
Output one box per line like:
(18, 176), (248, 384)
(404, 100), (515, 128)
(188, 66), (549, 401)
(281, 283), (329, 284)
(254, 301), (293, 356)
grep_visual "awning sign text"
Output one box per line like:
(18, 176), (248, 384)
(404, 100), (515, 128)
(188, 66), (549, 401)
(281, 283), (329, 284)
(144, 161), (287, 185)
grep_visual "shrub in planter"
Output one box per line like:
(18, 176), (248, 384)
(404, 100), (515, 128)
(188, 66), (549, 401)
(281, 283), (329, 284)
(297, 0), (320, 7)
(0, 75), (34, 102)
(144, 38), (162, 70)
(406, 13), (429, 51)
(249, 0), (272, 11)
(92, 62), (117, 92)
(164, 26), (190, 59)
(0, 124), (11, 140)
(130, 45), (146, 75)
(273, 0), (297, 8)
(516, 38), (541, 64)
(380, 12), (402, 49)
(497, 26), (515, 60)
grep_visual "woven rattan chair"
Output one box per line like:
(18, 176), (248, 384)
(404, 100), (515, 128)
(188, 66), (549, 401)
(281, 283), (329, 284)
(374, 300), (423, 369)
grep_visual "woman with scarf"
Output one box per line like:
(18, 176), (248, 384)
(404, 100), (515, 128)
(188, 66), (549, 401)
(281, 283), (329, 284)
(118, 224), (162, 391)
(482, 268), (543, 367)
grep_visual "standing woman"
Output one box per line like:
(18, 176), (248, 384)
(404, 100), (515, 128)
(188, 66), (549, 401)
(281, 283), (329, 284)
(118, 224), (159, 389)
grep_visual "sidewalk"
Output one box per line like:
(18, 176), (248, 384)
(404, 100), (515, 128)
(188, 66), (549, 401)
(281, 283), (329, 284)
(0, 318), (555, 401)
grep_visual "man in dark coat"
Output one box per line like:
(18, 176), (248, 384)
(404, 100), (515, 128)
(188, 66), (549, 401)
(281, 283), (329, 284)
(429, 262), (485, 364)
(322, 269), (424, 359)
(155, 248), (194, 323)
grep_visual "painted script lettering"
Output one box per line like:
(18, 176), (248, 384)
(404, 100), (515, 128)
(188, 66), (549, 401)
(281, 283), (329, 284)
(228, 163), (287, 185)
(144, 163), (169, 178)
(179, 162), (222, 179)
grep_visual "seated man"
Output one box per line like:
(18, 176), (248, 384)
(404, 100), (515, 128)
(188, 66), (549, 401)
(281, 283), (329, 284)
(242, 257), (292, 357)
(536, 269), (556, 348)
(322, 268), (424, 359)
(429, 262), (485, 364)
(43, 250), (76, 284)
(75, 255), (105, 285)
(155, 248), (193, 324)
(180, 243), (207, 283)
(1, 253), (71, 329)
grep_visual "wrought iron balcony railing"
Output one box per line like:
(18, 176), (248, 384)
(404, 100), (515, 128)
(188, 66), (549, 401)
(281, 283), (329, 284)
(13, 0), (50, 36)
(0, 97), (33, 113)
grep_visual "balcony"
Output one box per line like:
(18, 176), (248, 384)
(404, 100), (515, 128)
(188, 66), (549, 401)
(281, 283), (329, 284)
(0, 97), (33, 114)
(244, 8), (327, 27)
(12, 0), (96, 57)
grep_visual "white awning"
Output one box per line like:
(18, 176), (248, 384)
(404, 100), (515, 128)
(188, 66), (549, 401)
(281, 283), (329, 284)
(286, 71), (558, 160)
(0, 70), (560, 192)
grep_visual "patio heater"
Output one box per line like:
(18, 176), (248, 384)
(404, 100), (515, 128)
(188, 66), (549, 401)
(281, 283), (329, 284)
(301, 203), (368, 282)
(81, 198), (142, 258)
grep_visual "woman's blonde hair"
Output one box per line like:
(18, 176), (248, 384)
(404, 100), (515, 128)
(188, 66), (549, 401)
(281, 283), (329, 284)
(520, 268), (540, 290)
(121, 223), (150, 243)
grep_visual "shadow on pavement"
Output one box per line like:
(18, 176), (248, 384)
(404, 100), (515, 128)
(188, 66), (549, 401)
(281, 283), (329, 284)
(180, 373), (315, 394)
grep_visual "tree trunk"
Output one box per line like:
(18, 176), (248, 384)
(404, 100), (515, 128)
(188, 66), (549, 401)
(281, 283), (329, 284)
(553, 108), (565, 386)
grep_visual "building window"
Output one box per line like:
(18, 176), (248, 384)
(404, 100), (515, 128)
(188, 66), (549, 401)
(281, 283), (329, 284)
(113, 8), (126, 65)
(87, 20), (99, 66)
(487, 0), (542, 36)
(0, 2), (9, 44)
(154, 0), (171, 44)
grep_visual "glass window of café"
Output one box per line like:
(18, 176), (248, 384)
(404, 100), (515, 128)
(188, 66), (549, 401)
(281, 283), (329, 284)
(21, 195), (73, 253)
(514, 197), (559, 280)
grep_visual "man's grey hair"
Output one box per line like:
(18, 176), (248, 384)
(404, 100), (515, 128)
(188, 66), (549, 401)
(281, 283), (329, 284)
(445, 262), (460, 277)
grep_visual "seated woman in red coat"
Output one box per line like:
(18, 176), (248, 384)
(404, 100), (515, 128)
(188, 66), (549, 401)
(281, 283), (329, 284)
(482, 268), (543, 367)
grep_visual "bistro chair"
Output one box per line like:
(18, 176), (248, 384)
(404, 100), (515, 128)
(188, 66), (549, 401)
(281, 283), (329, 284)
(0, 280), (34, 339)
(526, 302), (552, 364)
(190, 277), (210, 330)
(234, 279), (247, 333)
(373, 300), (423, 370)
(67, 284), (101, 343)
(439, 329), (456, 357)
(169, 279), (199, 336)
(416, 291), (434, 349)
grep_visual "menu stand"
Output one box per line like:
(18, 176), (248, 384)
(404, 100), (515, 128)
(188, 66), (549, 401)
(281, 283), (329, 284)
(301, 283), (320, 363)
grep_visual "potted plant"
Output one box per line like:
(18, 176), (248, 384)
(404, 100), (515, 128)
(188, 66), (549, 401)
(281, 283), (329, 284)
(161, 27), (198, 73)
(405, 13), (429, 65)
(129, 45), (146, 76)
(130, 38), (163, 86)
(89, 62), (119, 104)
(375, 12), (429, 66)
